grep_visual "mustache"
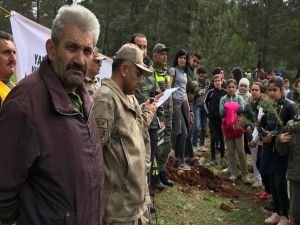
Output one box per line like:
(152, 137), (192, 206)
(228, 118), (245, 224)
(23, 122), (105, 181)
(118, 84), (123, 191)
(66, 63), (87, 74)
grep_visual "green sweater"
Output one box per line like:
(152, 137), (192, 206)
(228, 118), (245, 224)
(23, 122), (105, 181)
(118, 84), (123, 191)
(219, 94), (244, 117)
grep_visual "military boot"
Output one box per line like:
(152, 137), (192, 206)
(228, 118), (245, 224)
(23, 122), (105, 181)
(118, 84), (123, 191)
(150, 174), (165, 191)
(159, 171), (174, 187)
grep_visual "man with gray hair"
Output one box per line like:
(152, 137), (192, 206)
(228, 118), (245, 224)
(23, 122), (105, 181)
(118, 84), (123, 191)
(0, 5), (103, 225)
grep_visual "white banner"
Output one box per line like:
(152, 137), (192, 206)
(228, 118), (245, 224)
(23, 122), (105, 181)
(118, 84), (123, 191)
(10, 11), (112, 82)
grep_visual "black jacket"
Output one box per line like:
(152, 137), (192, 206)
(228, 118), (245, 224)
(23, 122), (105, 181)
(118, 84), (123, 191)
(0, 58), (104, 225)
(259, 97), (296, 175)
(204, 87), (227, 121)
(276, 118), (300, 182)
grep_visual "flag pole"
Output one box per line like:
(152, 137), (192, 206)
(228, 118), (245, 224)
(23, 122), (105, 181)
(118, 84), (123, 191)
(0, 5), (11, 17)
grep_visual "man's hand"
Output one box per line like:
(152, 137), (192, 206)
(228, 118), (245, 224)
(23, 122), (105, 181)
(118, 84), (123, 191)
(145, 102), (157, 113)
(246, 126), (253, 133)
(278, 133), (293, 143)
(262, 132), (272, 143)
(189, 111), (194, 126)
(159, 121), (165, 129)
(154, 92), (164, 102)
(248, 141), (256, 148)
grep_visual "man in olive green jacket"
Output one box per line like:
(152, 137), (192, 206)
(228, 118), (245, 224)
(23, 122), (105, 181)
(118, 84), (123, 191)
(93, 43), (157, 225)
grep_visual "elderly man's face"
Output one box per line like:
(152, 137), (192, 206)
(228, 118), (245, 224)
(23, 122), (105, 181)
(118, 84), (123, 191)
(0, 39), (16, 80)
(46, 24), (94, 92)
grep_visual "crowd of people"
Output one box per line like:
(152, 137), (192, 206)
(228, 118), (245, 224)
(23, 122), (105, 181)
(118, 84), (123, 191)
(0, 3), (300, 225)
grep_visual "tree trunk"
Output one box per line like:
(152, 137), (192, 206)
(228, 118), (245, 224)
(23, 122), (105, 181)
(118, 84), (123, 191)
(103, 1), (111, 55)
(297, 64), (300, 78)
(36, 0), (40, 23)
(130, 0), (139, 31)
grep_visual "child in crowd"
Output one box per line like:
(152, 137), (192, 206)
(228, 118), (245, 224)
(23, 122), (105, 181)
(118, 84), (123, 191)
(237, 77), (252, 105)
(204, 74), (227, 165)
(219, 79), (251, 184)
(276, 103), (300, 225)
(260, 77), (296, 225)
(283, 79), (291, 99)
(237, 77), (252, 156)
(193, 67), (210, 151)
(288, 78), (300, 103)
(247, 82), (265, 188)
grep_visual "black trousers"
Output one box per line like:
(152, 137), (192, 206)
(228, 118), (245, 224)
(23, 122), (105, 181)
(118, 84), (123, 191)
(270, 172), (289, 217)
(291, 180), (300, 225)
(257, 145), (271, 193)
(149, 128), (158, 181)
(209, 119), (224, 161)
(149, 128), (158, 166)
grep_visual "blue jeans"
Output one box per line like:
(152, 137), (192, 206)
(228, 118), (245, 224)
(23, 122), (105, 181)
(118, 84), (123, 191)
(192, 105), (207, 146)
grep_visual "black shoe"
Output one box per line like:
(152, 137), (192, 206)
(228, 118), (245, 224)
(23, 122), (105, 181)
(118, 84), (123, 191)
(160, 171), (174, 187)
(151, 174), (165, 191)
(263, 201), (274, 212)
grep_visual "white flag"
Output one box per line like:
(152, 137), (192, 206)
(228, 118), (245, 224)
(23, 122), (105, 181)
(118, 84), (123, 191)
(10, 11), (112, 82)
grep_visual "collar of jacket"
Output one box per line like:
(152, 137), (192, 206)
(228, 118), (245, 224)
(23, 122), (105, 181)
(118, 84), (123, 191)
(38, 57), (93, 116)
(101, 78), (137, 114)
(84, 76), (98, 83)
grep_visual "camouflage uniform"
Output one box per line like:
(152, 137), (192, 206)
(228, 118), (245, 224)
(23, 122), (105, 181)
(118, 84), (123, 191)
(93, 78), (154, 224)
(134, 67), (163, 171)
(84, 76), (100, 96)
(186, 66), (198, 105)
(154, 67), (173, 172)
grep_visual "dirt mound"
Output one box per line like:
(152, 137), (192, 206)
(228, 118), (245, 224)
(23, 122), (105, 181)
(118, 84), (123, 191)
(167, 157), (246, 198)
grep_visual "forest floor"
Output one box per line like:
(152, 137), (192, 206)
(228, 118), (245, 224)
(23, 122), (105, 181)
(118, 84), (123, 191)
(150, 144), (271, 225)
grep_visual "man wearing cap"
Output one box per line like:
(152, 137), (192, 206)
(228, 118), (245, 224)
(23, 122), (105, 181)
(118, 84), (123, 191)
(152, 43), (174, 187)
(84, 47), (106, 96)
(93, 43), (157, 225)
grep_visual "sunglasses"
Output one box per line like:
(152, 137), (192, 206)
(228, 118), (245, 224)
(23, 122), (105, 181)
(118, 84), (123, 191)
(93, 59), (102, 65)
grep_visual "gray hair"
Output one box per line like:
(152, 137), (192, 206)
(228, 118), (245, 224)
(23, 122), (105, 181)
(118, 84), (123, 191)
(51, 4), (100, 46)
(0, 31), (13, 41)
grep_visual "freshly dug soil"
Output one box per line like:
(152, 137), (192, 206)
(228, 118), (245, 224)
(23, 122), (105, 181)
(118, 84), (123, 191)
(166, 157), (247, 198)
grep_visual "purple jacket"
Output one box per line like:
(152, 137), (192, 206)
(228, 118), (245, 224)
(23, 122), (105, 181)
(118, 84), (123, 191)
(0, 58), (104, 225)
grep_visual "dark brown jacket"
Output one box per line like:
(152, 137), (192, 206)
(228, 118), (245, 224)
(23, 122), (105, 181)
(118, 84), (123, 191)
(0, 58), (104, 225)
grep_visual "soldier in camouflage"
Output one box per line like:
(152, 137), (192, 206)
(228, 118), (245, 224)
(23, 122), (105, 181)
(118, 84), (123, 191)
(152, 43), (174, 187)
(93, 43), (157, 225)
(84, 47), (106, 96)
(131, 34), (167, 192)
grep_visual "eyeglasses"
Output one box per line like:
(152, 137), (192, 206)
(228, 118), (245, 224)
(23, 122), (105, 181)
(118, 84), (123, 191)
(93, 59), (102, 65)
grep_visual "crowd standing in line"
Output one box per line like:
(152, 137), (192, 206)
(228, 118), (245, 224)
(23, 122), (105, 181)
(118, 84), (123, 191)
(1, 4), (300, 225)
